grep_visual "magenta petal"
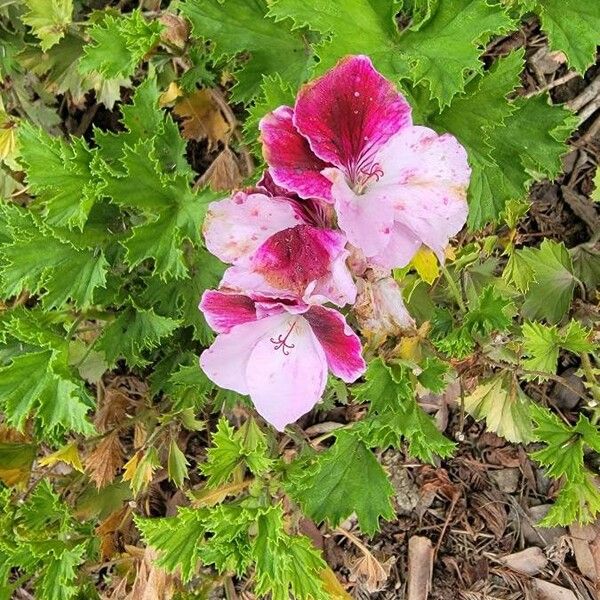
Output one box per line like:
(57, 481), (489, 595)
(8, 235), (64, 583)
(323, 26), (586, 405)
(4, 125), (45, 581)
(199, 290), (257, 333)
(246, 315), (328, 430)
(199, 312), (288, 396)
(294, 55), (412, 174)
(260, 106), (333, 201)
(203, 192), (301, 265)
(304, 305), (366, 383)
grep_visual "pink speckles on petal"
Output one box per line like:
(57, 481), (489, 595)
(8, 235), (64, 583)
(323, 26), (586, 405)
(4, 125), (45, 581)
(246, 315), (328, 431)
(304, 305), (366, 383)
(199, 290), (257, 333)
(259, 105), (333, 201)
(294, 55), (412, 176)
(324, 167), (395, 258)
(203, 192), (300, 265)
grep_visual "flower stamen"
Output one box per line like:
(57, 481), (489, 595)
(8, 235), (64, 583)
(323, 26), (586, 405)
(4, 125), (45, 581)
(270, 320), (297, 355)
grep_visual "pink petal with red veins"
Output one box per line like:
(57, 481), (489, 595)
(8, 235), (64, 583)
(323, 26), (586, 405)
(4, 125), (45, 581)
(374, 126), (470, 261)
(260, 105), (333, 201)
(369, 222), (422, 270)
(324, 167), (395, 257)
(199, 290), (257, 333)
(203, 192), (301, 265)
(246, 315), (328, 430)
(199, 312), (288, 396)
(304, 305), (366, 383)
(294, 55), (411, 174)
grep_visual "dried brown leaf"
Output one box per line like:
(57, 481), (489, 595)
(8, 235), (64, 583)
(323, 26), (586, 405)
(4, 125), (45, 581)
(349, 552), (393, 594)
(200, 146), (243, 191)
(173, 90), (231, 148)
(500, 547), (548, 576)
(85, 431), (124, 488)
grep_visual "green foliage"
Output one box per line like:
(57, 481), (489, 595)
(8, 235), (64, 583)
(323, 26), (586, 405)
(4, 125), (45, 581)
(522, 320), (593, 379)
(180, 0), (314, 102)
(22, 0), (73, 51)
(79, 10), (163, 79)
(0, 482), (90, 600)
(530, 405), (600, 525)
(286, 429), (395, 535)
(355, 358), (456, 462)
(201, 417), (273, 487)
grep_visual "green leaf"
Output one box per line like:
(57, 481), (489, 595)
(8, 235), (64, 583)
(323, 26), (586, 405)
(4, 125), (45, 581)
(180, 0), (314, 102)
(22, 0), (73, 51)
(464, 285), (513, 336)
(0, 350), (94, 439)
(79, 10), (163, 79)
(0, 204), (108, 309)
(136, 508), (206, 583)
(37, 544), (86, 600)
(417, 357), (450, 393)
(19, 122), (98, 229)
(96, 305), (180, 367)
(530, 405), (585, 481)
(167, 440), (189, 488)
(540, 473), (600, 527)
(201, 417), (273, 487)
(522, 321), (561, 375)
(395, 0), (515, 107)
(268, 0), (400, 75)
(253, 505), (327, 600)
(522, 320), (593, 378)
(287, 429), (394, 535)
(519, 239), (576, 323)
(536, 1), (600, 74)
(570, 242), (600, 292)
(464, 374), (533, 443)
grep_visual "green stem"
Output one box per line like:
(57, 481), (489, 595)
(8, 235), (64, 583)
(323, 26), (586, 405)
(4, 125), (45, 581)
(441, 265), (466, 313)
(580, 353), (600, 424)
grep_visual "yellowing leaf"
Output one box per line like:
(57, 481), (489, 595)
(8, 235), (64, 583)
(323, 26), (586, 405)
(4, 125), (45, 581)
(0, 442), (36, 487)
(122, 451), (141, 482)
(39, 442), (84, 472)
(173, 89), (231, 149)
(592, 168), (600, 203)
(464, 374), (533, 443)
(159, 81), (182, 107)
(0, 107), (19, 168)
(22, 0), (73, 51)
(397, 335), (421, 361)
(320, 565), (352, 599)
(411, 247), (440, 284)
(123, 447), (160, 494)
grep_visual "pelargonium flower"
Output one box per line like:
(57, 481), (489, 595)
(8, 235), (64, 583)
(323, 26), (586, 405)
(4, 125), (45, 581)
(199, 290), (365, 430)
(260, 55), (471, 270)
(203, 189), (356, 307)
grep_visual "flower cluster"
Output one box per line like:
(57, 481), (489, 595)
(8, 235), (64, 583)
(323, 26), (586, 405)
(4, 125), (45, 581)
(199, 56), (471, 431)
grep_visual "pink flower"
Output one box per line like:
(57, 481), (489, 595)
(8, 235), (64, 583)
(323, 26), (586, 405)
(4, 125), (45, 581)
(203, 190), (356, 307)
(260, 55), (471, 270)
(199, 290), (366, 430)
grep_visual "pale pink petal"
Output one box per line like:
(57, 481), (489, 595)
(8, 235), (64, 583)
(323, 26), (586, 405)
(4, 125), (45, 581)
(354, 276), (415, 344)
(310, 248), (357, 307)
(294, 55), (411, 173)
(304, 305), (365, 383)
(373, 126), (470, 261)
(369, 223), (422, 270)
(324, 167), (395, 257)
(199, 290), (256, 333)
(203, 192), (301, 265)
(260, 106), (333, 201)
(246, 315), (328, 430)
(199, 312), (288, 395)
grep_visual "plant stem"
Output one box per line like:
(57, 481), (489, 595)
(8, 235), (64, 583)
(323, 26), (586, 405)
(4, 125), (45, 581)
(440, 265), (466, 313)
